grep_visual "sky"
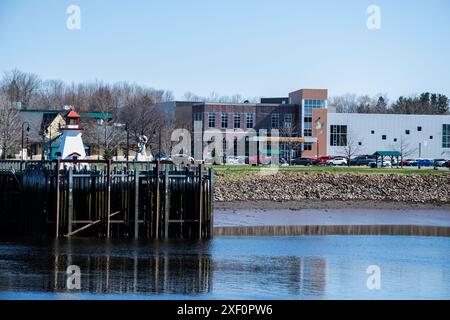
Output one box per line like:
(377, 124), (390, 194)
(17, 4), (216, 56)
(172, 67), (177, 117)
(0, 0), (449, 101)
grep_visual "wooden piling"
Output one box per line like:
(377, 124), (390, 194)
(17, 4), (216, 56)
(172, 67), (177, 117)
(198, 164), (203, 239)
(155, 161), (161, 239)
(134, 169), (139, 239)
(164, 165), (169, 239)
(106, 160), (112, 238)
(68, 167), (74, 236)
(55, 159), (60, 238)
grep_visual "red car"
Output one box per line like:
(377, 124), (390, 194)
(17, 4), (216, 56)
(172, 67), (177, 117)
(445, 160), (450, 168)
(312, 156), (333, 165)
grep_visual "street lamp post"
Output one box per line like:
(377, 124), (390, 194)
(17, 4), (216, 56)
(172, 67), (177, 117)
(418, 142), (422, 170)
(315, 117), (323, 159)
(21, 122), (30, 169)
(125, 123), (130, 162)
(153, 128), (162, 159)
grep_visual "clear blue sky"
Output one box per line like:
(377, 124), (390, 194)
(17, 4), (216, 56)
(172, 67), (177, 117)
(1, 0), (449, 101)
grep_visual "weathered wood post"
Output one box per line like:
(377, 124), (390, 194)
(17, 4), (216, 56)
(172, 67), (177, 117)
(106, 159), (112, 238)
(134, 169), (139, 239)
(164, 165), (169, 239)
(55, 159), (60, 238)
(155, 161), (161, 239)
(208, 167), (214, 239)
(68, 167), (74, 236)
(198, 163), (203, 239)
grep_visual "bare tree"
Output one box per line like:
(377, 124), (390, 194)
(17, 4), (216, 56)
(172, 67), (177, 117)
(1, 69), (42, 108)
(391, 136), (417, 168)
(337, 131), (362, 166)
(0, 94), (21, 158)
(279, 123), (301, 163)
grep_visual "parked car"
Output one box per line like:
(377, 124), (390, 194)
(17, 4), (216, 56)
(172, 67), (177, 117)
(350, 156), (376, 166)
(402, 159), (416, 166)
(413, 159), (434, 167)
(154, 152), (169, 161)
(291, 157), (314, 166)
(433, 159), (447, 167)
(326, 157), (348, 166)
(312, 156), (333, 165)
(169, 154), (194, 164)
(369, 159), (392, 168)
(445, 160), (450, 168)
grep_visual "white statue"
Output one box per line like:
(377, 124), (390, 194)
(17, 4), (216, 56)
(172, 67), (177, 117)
(134, 135), (153, 161)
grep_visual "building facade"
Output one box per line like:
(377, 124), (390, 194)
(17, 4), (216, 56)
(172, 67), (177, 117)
(171, 88), (450, 161)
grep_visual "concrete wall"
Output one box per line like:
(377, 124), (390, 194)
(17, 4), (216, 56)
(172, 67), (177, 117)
(327, 113), (450, 159)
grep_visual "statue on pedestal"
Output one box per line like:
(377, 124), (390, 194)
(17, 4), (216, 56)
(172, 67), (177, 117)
(134, 135), (153, 161)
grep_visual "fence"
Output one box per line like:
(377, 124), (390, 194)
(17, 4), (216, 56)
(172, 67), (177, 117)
(0, 160), (214, 239)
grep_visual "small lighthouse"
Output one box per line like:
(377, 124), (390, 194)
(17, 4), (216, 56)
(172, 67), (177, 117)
(57, 109), (87, 161)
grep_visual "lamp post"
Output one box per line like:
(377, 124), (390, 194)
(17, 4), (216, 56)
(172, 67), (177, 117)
(418, 142), (422, 170)
(153, 128), (162, 159)
(125, 123), (130, 162)
(21, 122), (30, 168)
(315, 117), (323, 159)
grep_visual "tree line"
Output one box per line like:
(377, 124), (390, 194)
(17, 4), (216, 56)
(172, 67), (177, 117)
(330, 93), (449, 115)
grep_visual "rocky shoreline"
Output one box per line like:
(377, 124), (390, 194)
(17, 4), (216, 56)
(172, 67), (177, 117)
(214, 172), (450, 204)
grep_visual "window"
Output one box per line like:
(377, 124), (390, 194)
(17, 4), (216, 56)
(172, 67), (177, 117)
(271, 113), (279, 129)
(246, 113), (254, 128)
(193, 112), (203, 122)
(371, 130), (375, 134)
(330, 125), (347, 146)
(417, 126), (422, 132)
(303, 143), (312, 151)
(430, 136), (433, 140)
(234, 113), (241, 129)
(303, 129), (312, 137)
(358, 142), (362, 146)
(382, 135), (387, 140)
(443, 124), (450, 148)
(208, 112), (215, 128)
(284, 113), (292, 129)
(394, 138), (397, 142)
(405, 130), (410, 135)
(233, 138), (238, 156)
(221, 112), (228, 128)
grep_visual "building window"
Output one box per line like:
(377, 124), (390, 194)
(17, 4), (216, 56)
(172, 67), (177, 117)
(233, 138), (238, 156)
(208, 112), (215, 128)
(371, 130), (375, 134)
(222, 138), (227, 155)
(430, 136), (433, 140)
(417, 126), (422, 131)
(193, 112), (203, 122)
(443, 124), (450, 148)
(303, 143), (312, 151)
(394, 138), (397, 142)
(303, 129), (312, 137)
(246, 113), (254, 129)
(330, 125), (347, 146)
(221, 112), (228, 128)
(358, 142), (362, 146)
(234, 113), (241, 129)
(271, 113), (279, 129)
(405, 130), (410, 135)
(284, 113), (292, 129)
(382, 135), (387, 140)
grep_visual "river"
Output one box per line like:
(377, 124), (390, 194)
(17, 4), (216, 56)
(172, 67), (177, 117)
(0, 235), (449, 299)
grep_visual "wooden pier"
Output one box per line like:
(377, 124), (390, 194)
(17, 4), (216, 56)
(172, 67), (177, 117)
(0, 160), (214, 239)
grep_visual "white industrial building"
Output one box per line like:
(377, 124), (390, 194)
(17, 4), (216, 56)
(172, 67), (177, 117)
(327, 113), (450, 159)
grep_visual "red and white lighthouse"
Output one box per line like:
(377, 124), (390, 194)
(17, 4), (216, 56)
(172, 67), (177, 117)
(57, 109), (87, 161)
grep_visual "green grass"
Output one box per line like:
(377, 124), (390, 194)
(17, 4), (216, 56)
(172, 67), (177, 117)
(210, 164), (449, 175)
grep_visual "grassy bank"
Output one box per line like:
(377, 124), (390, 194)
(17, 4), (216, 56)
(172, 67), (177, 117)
(211, 165), (449, 176)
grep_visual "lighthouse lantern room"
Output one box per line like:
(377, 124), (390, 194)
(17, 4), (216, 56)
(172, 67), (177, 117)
(57, 109), (87, 161)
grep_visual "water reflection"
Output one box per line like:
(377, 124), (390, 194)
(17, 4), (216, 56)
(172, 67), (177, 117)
(2, 236), (449, 299)
(0, 238), (326, 297)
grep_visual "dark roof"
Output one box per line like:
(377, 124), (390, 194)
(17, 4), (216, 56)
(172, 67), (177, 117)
(373, 151), (402, 157)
